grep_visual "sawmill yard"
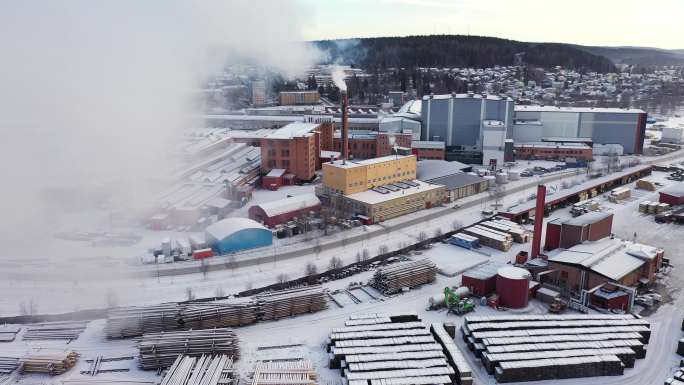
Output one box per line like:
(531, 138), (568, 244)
(2, 167), (684, 384)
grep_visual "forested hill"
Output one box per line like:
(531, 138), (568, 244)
(315, 35), (616, 73)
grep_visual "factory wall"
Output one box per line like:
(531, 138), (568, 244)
(346, 185), (445, 223)
(462, 275), (497, 297)
(589, 113), (640, 155)
(321, 155), (417, 195)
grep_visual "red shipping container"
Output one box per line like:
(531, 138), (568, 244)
(193, 248), (214, 260)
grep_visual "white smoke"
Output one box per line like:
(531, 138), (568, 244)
(0, 1), (320, 278)
(331, 65), (348, 92)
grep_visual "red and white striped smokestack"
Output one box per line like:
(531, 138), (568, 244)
(531, 184), (546, 258)
(341, 91), (349, 161)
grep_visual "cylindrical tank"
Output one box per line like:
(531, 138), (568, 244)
(495, 171), (509, 184)
(484, 175), (496, 188)
(453, 286), (470, 298)
(508, 170), (520, 181)
(495, 266), (531, 309)
(430, 293), (446, 308)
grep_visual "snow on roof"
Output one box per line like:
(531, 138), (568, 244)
(514, 142), (591, 149)
(205, 217), (268, 240)
(422, 93), (510, 101)
(563, 211), (612, 227)
(411, 141), (445, 149)
(515, 105), (645, 114)
(254, 193), (320, 218)
(345, 180), (442, 205)
(416, 160), (470, 181)
(660, 183), (684, 198)
(463, 261), (506, 280)
(265, 168), (286, 177)
(497, 266), (531, 280)
(429, 173), (486, 191)
(267, 122), (319, 139)
(328, 154), (415, 169)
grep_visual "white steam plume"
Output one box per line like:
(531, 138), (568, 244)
(0, 1), (319, 285)
(331, 66), (348, 92)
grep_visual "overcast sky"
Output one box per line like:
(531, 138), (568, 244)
(300, 0), (683, 49)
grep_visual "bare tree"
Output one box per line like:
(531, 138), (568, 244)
(378, 244), (389, 255)
(355, 251), (362, 263)
(225, 256), (237, 276)
(185, 287), (195, 301)
(417, 231), (428, 243)
(215, 286), (225, 298)
(451, 220), (462, 231)
(313, 239), (322, 260)
(105, 289), (118, 308)
(361, 249), (370, 261)
(433, 228), (443, 238)
(305, 261), (318, 276)
(329, 256), (343, 270)
(200, 259), (209, 280)
(276, 273), (289, 287)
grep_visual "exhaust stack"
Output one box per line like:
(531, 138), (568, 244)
(341, 91), (349, 161)
(531, 184), (546, 258)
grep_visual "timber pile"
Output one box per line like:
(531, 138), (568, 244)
(251, 360), (318, 385)
(0, 326), (20, 343)
(106, 303), (181, 338)
(19, 351), (79, 375)
(370, 259), (436, 294)
(138, 328), (239, 370)
(180, 300), (259, 329)
(22, 321), (88, 341)
(0, 357), (19, 374)
(161, 354), (237, 385)
(256, 286), (327, 321)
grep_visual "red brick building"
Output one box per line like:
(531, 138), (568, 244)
(331, 132), (412, 159)
(514, 142), (593, 162)
(411, 141), (445, 160)
(659, 184), (684, 206)
(248, 193), (321, 227)
(544, 212), (613, 251)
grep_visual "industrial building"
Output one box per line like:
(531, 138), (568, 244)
(416, 159), (472, 179)
(544, 212), (613, 251)
(260, 122), (332, 185)
(461, 262), (533, 309)
(279, 91), (320, 105)
(427, 173), (488, 202)
(659, 183), (684, 206)
(251, 80), (266, 106)
(420, 93), (514, 166)
(320, 154), (417, 195)
(205, 217), (273, 254)
(512, 106), (647, 154)
(411, 141), (445, 160)
(248, 194), (321, 228)
(462, 261), (505, 297)
(330, 131), (412, 159)
(514, 142), (593, 162)
(545, 237), (664, 293)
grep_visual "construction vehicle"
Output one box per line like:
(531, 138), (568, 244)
(444, 287), (475, 315)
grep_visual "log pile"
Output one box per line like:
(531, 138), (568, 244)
(0, 326), (20, 343)
(180, 300), (259, 330)
(19, 352), (79, 375)
(138, 328), (239, 370)
(371, 259), (436, 294)
(161, 354), (237, 385)
(256, 286), (327, 321)
(22, 321), (88, 341)
(106, 303), (181, 338)
(0, 357), (18, 375)
(251, 360), (318, 385)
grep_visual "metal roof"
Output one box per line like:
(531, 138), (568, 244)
(463, 261), (506, 280)
(661, 183), (684, 198)
(563, 211), (612, 226)
(428, 173), (486, 191)
(514, 105), (645, 114)
(416, 160), (470, 181)
(254, 194), (320, 218)
(267, 122), (318, 139)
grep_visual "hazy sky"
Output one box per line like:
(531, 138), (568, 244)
(301, 0), (684, 49)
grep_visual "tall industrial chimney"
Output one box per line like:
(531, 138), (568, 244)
(341, 90), (349, 161)
(531, 184), (546, 259)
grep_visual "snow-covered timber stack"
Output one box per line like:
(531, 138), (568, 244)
(0, 325), (21, 342)
(22, 321), (88, 341)
(160, 354), (237, 385)
(256, 286), (327, 321)
(327, 314), (470, 385)
(179, 300), (259, 330)
(19, 352), (79, 375)
(371, 259), (436, 294)
(106, 303), (181, 338)
(250, 360), (318, 385)
(0, 357), (19, 375)
(138, 328), (239, 370)
(461, 314), (651, 383)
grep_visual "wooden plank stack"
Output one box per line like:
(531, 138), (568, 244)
(180, 300), (259, 330)
(19, 351), (79, 375)
(106, 303), (181, 338)
(0, 326), (20, 343)
(0, 357), (18, 375)
(161, 354), (237, 385)
(22, 321), (88, 341)
(256, 286), (328, 321)
(251, 360), (318, 385)
(138, 328), (239, 370)
(371, 259), (436, 295)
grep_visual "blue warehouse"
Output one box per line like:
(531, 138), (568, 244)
(205, 217), (273, 254)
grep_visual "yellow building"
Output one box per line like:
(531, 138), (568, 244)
(322, 155), (417, 195)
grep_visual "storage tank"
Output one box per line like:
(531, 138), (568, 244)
(508, 170), (520, 181)
(495, 171), (509, 184)
(484, 175), (496, 188)
(495, 266), (531, 309)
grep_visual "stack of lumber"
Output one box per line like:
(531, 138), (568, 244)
(371, 259), (436, 294)
(180, 300), (259, 329)
(22, 321), (88, 341)
(0, 326), (20, 342)
(256, 286), (327, 321)
(161, 354), (237, 385)
(106, 303), (181, 338)
(251, 360), (317, 385)
(0, 357), (18, 374)
(138, 328), (239, 370)
(62, 381), (155, 385)
(19, 351), (79, 375)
